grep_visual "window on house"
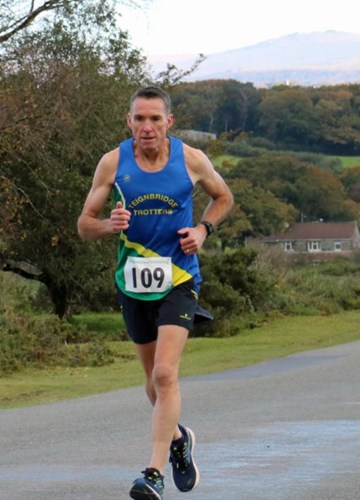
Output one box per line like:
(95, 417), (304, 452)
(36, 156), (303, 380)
(307, 241), (321, 252)
(283, 241), (294, 252)
(334, 241), (342, 251)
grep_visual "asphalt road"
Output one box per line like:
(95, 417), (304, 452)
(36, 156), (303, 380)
(1, 340), (360, 500)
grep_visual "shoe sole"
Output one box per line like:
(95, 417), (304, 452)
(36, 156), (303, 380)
(171, 426), (200, 492)
(187, 427), (200, 489)
(129, 487), (162, 500)
(129, 481), (162, 500)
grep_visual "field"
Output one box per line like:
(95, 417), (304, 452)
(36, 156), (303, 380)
(212, 153), (360, 170)
(336, 156), (360, 169)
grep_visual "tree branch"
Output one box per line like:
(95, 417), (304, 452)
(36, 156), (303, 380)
(1, 175), (50, 223)
(0, 1), (65, 43)
(2, 259), (44, 282)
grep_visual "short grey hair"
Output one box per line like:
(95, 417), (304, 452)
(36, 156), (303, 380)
(130, 86), (171, 114)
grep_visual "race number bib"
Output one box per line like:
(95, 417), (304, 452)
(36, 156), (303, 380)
(124, 257), (173, 293)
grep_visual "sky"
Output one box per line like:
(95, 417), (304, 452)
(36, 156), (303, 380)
(120, 0), (360, 58)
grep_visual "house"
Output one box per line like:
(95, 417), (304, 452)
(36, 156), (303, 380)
(262, 221), (360, 259)
(175, 129), (216, 143)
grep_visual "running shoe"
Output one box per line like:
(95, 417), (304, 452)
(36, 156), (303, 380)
(169, 424), (200, 492)
(129, 468), (164, 499)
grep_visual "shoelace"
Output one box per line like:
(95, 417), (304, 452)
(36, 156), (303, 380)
(142, 468), (164, 488)
(170, 440), (190, 470)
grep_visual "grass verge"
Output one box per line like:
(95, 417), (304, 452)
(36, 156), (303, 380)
(1, 311), (359, 409)
(336, 156), (360, 169)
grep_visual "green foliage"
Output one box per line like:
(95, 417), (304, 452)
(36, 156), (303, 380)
(171, 79), (259, 134)
(223, 136), (277, 158)
(253, 251), (360, 316)
(0, 3), (148, 317)
(0, 308), (72, 374)
(1, 2), (360, 361)
(340, 165), (360, 203)
(194, 248), (273, 337)
(171, 81), (360, 155)
(258, 87), (319, 148)
(0, 302), (123, 374)
(0, 272), (120, 374)
(229, 178), (298, 237)
(281, 262), (360, 314)
(193, 247), (360, 339)
(224, 154), (359, 226)
(2, 247), (360, 369)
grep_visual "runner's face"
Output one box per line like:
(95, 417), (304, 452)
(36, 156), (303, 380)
(127, 97), (173, 152)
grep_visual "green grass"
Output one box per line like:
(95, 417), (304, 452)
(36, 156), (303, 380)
(212, 152), (360, 171)
(335, 156), (360, 169)
(69, 312), (127, 340)
(1, 311), (359, 409)
(212, 154), (239, 168)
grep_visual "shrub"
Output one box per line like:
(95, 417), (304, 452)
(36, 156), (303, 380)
(0, 306), (118, 374)
(193, 246), (359, 337)
(0, 308), (70, 373)
(193, 248), (275, 337)
(263, 256), (360, 316)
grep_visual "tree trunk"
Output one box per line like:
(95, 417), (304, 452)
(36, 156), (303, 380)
(43, 277), (71, 319)
(2, 260), (70, 319)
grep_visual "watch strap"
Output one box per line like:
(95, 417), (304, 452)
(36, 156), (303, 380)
(199, 220), (214, 237)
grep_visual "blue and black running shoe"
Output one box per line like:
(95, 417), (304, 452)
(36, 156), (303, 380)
(129, 468), (164, 499)
(169, 424), (200, 492)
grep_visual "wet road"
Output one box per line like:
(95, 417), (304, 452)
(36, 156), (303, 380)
(1, 340), (359, 499)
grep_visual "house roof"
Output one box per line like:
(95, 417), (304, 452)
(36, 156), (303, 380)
(265, 222), (359, 241)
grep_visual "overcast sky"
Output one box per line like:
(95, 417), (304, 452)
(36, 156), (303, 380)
(120, 0), (360, 58)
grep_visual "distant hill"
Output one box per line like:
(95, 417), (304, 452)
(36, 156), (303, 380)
(148, 31), (360, 87)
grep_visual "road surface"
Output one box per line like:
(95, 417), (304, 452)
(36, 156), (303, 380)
(1, 340), (360, 499)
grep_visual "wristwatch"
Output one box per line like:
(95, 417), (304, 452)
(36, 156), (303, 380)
(199, 220), (214, 238)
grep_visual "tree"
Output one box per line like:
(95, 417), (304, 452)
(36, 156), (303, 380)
(0, 0), (65, 42)
(313, 87), (360, 154)
(294, 166), (359, 221)
(226, 178), (298, 238)
(0, 1), (145, 44)
(171, 80), (258, 136)
(340, 166), (360, 203)
(223, 154), (359, 225)
(154, 55), (206, 89)
(211, 80), (255, 136)
(226, 154), (309, 203)
(258, 87), (319, 147)
(0, 2), (148, 317)
(172, 81), (220, 133)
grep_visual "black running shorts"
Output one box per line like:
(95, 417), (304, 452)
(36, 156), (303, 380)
(117, 279), (198, 344)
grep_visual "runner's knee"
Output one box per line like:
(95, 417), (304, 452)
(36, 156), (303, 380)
(152, 363), (177, 389)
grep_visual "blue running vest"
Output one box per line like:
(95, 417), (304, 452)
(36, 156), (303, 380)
(113, 136), (202, 300)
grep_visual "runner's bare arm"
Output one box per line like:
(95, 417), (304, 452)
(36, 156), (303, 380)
(178, 145), (234, 252)
(185, 145), (233, 226)
(77, 149), (131, 240)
